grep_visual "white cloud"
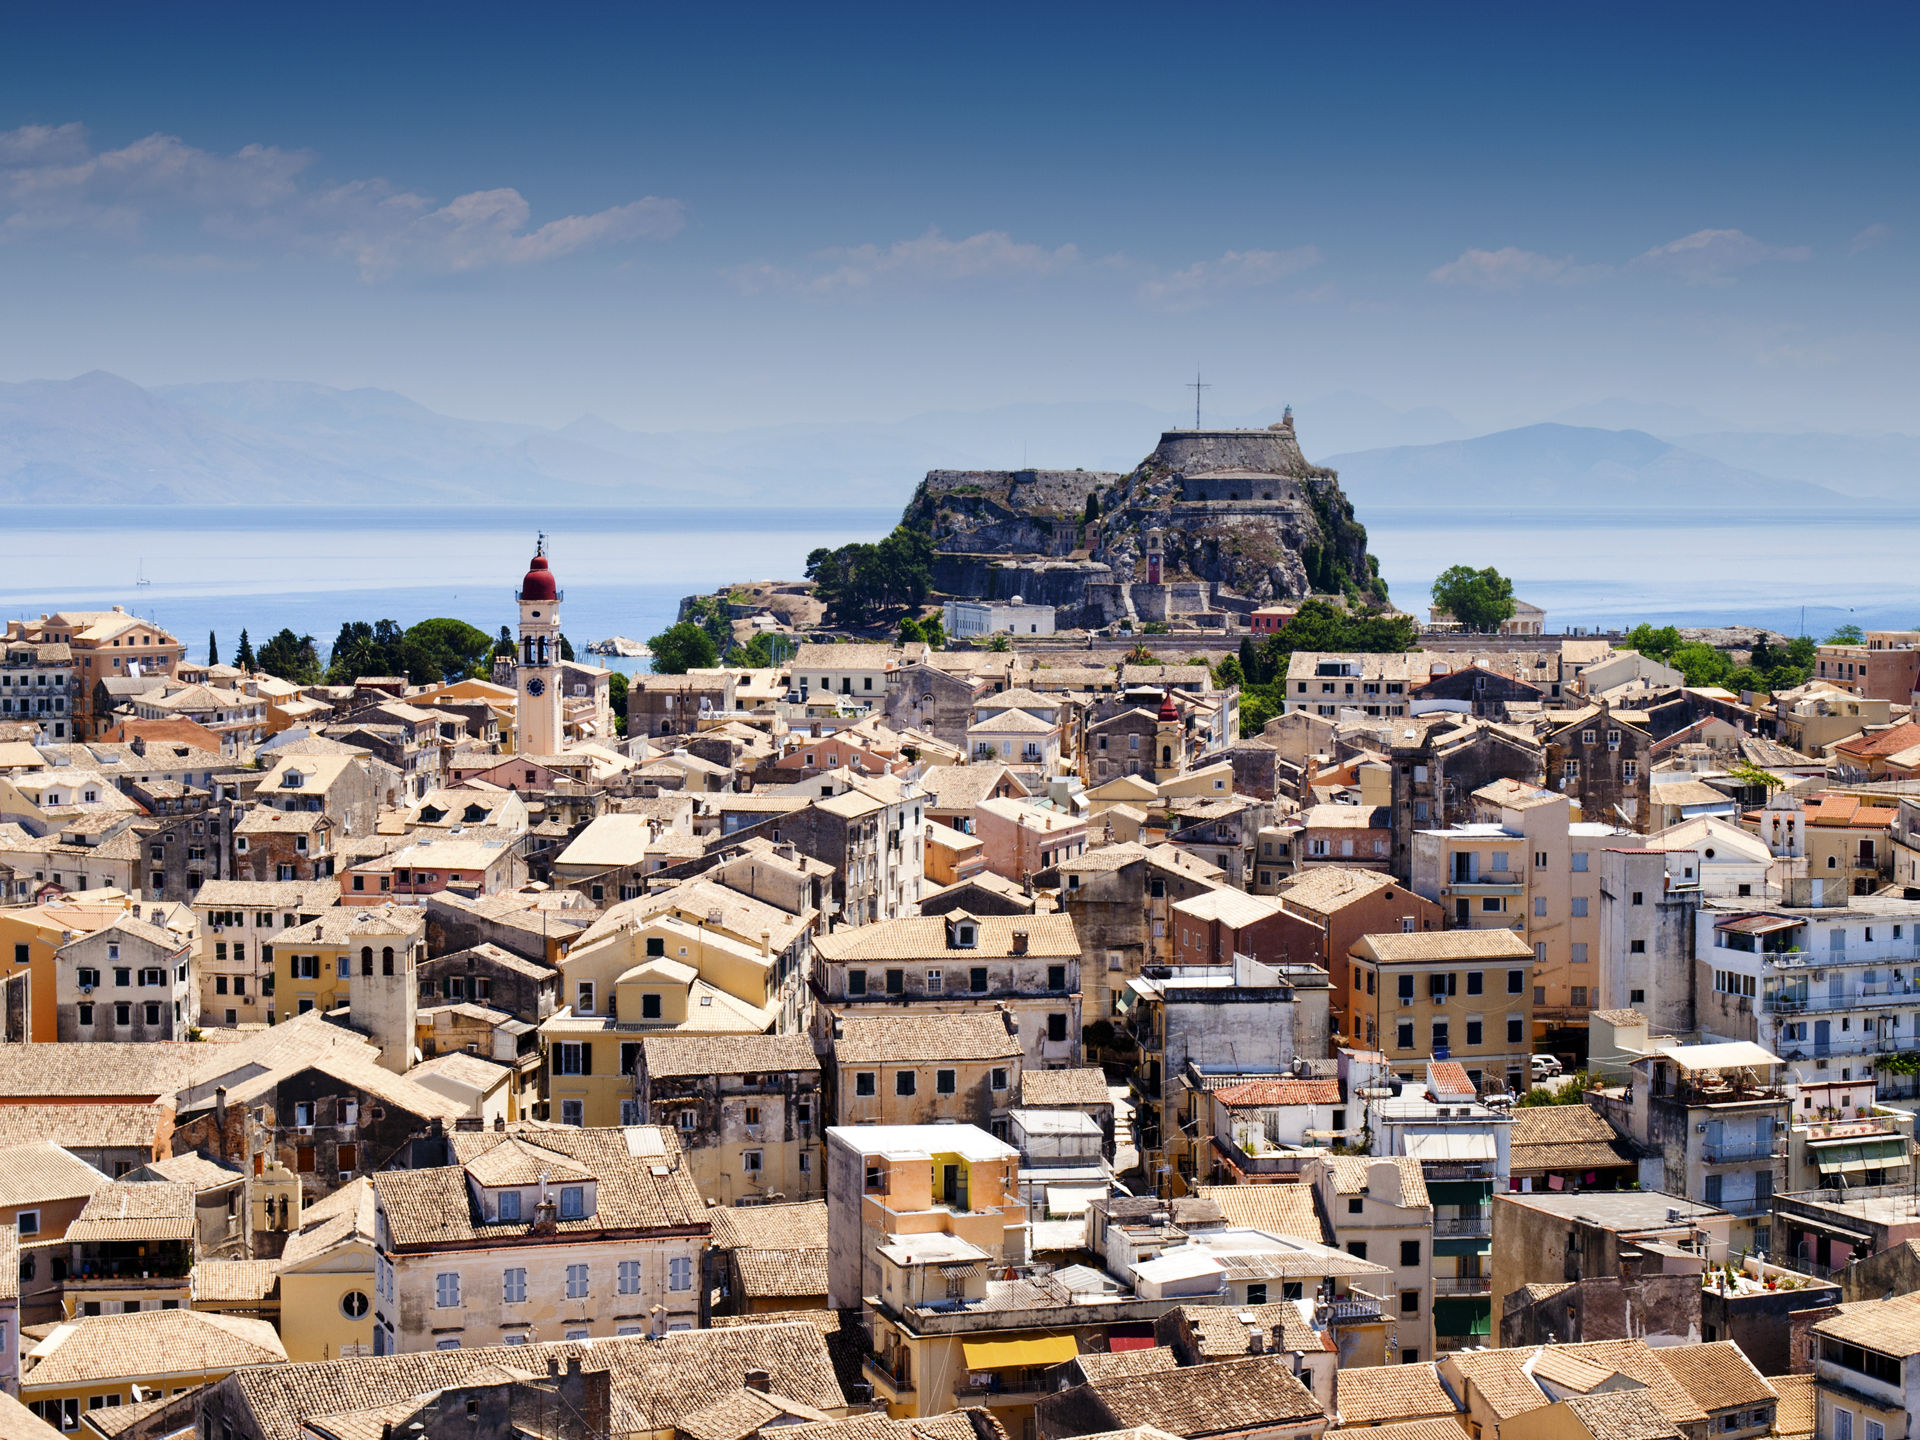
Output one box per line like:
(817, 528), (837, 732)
(732, 226), (1080, 295)
(1632, 228), (1810, 285)
(1848, 222), (1892, 255)
(1428, 246), (1609, 290)
(1138, 246), (1322, 310)
(0, 122), (683, 278)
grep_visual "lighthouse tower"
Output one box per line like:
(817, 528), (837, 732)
(517, 535), (564, 755)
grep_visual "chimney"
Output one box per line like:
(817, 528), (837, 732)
(1248, 1328), (1266, 1354)
(1011, 929), (1029, 955)
(760, 930), (772, 958)
(744, 1369), (771, 1394)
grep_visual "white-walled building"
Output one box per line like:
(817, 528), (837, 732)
(943, 598), (1057, 639)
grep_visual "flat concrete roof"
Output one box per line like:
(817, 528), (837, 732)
(1496, 1189), (1727, 1227)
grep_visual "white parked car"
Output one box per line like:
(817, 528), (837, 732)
(1530, 1054), (1564, 1081)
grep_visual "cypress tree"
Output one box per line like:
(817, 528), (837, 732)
(235, 629), (255, 671)
(207, 631), (219, 667)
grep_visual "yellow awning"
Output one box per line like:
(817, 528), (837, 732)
(961, 1335), (1079, 1369)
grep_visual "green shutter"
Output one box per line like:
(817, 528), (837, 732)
(580, 1042), (593, 1075)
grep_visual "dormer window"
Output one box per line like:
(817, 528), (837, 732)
(498, 1190), (522, 1222)
(559, 1186), (585, 1219)
(950, 920), (978, 948)
(284, 771), (304, 788)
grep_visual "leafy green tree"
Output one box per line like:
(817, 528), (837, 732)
(898, 615), (945, 648)
(256, 628), (322, 685)
(986, 634), (1013, 653)
(1827, 623), (1864, 645)
(1664, 642), (1735, 688)
(560, 633), (575, 662)
(1515, 1071), (1594, 1106)
(1239, 688), (1279, 736)
(399, 618), (494, 685)
(735, 631), (788, 668)
(608, 671), (629, 736)
(492, 625), (515, 658)
(1234, 599), (1418, 736)
(806, 525), (936, 626)
(235, 629), (254, 671)
(1430, 565), (1516, 632)
(1213, 653), (1245, 689)
(649, 621), (720, 674)
(325, 619), (407, 685)
(1625, 623), (1684, 662)
(207, 631), (219, 667)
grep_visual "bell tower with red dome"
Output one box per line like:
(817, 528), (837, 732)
(516, 533), (563, 755)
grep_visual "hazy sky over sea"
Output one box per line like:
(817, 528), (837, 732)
(1, 3), (1913, 435)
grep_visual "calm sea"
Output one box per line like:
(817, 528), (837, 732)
(2, 505), (1916, 668)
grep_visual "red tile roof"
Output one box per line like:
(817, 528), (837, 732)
(1212, 1079), (1342, 1108)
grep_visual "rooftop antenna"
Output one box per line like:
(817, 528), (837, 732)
(1189, 371), (1211, 430)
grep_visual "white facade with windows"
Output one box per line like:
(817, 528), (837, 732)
(942, 598), (1057, 638)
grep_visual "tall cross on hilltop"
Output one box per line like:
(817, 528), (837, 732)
(1188, 370), (1211, 430)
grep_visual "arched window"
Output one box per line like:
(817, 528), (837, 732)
(381, 946), (395, 976)
(1161, 745), (1172, 764)
(360, 946), (373, 976)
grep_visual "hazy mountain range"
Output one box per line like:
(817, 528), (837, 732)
(1, 371), (1914, 513)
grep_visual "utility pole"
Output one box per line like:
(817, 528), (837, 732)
(1188, 371), (1210, 430)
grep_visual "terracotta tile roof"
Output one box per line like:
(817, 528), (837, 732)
(781, 1413), (985, 1440)
(1054, 1354), (1325, 1437)
(1835, 722), (1920, 758)
(1558, 1341), (1706, 1424)
(1277, 867), (1402, 914)
(1072, 1348), (1179, 1383)
(0, 1390), (64, 1440)
(1188, 1183), (1330, 1244)
(1767, 1374), (1814, 1440)
(0, 1141), (112, 1209)
(709, 1200), (828, 1253)
(677, 1387), (834, 1440)
(815, 913), (1078, 964)
(1354, 929), (1536, 963)
(1174, 1300), (1332, 1358)
(1019, 1068), (1114, 1108)
(0, 1046), (198, 1100)
(216, 1322), (845, 1440)
(641, 1032), (819, 1079)
(1557, 1392), (1683, 1440)
(190, 1259), (281, 1303)
(1648, 1342), (1775, 1415)
(733, 1247), (829, 1299)
(278, 1178), (377, 1269)
(138, 1152), (245, 1189)
(1425, 1062), (1474, 1098)
(832, 1012), (1021, 1065)
(1810, 1290), (1920, 1355)
(1333, 1363), (1459, 1426)
(21, 1309), (286, 1389)
(1508, 1105), (1632, 1174)
(65, 1180), (194, 1242)
(1442, 1350), (1548, 1420)
(1213, 1079), (1342, 1107)
(1320, 1155), (1430, 1209)
(376, 1126), (706, 1247)
(1328, 1421), (1467, 1440)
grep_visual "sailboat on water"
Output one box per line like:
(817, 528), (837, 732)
(135, 558), (151, 587)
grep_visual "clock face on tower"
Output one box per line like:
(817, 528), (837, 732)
(525, 677), (546, 696)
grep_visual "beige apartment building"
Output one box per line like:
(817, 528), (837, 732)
(370, 1126), (708, 1353)
(1307, 1154), (1434, 1364)
(1350, 929), (1538, 1094)
(1410, 779), (1641, 1062)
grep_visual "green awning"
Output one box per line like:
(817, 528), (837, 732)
(1433, 1298), (1491, 1336)
(1812, 1137), (1908, 1174)
(1435, 1237), (1492, 1258)
(1427, 1180), (1494, 1205)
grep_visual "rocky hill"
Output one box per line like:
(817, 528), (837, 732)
(903, 413), (1384, 619)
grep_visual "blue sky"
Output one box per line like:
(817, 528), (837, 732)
(1, 3), (1914, 435)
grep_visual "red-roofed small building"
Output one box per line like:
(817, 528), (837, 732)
(1207, 1073), (1349, 1182)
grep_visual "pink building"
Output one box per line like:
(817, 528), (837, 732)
(973, 797), (1087, 883)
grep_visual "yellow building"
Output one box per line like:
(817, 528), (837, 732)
(827, 1012), (1021, 1131)
(274, 1178), (376, 1362)
(1350, 929), (1538, 1094)
(20, 1308), (286, 1426)
(272, 904), (425, 1018)
(543, 911), (783, 1129)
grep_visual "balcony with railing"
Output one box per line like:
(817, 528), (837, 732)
(955, 1368), (1053, 1403)
(863, 1352), (914, 1400)
(1435, 1213), (1492, 1238)
(1434, 1274), (1492, 1296)
(1700, 1136), (1782, 1164)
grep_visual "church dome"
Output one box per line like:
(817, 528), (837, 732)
(1158, 687), (1180, 722)
(520, 553), (558, 602)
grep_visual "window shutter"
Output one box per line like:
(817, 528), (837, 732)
(579, 1043), (593, 1075)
